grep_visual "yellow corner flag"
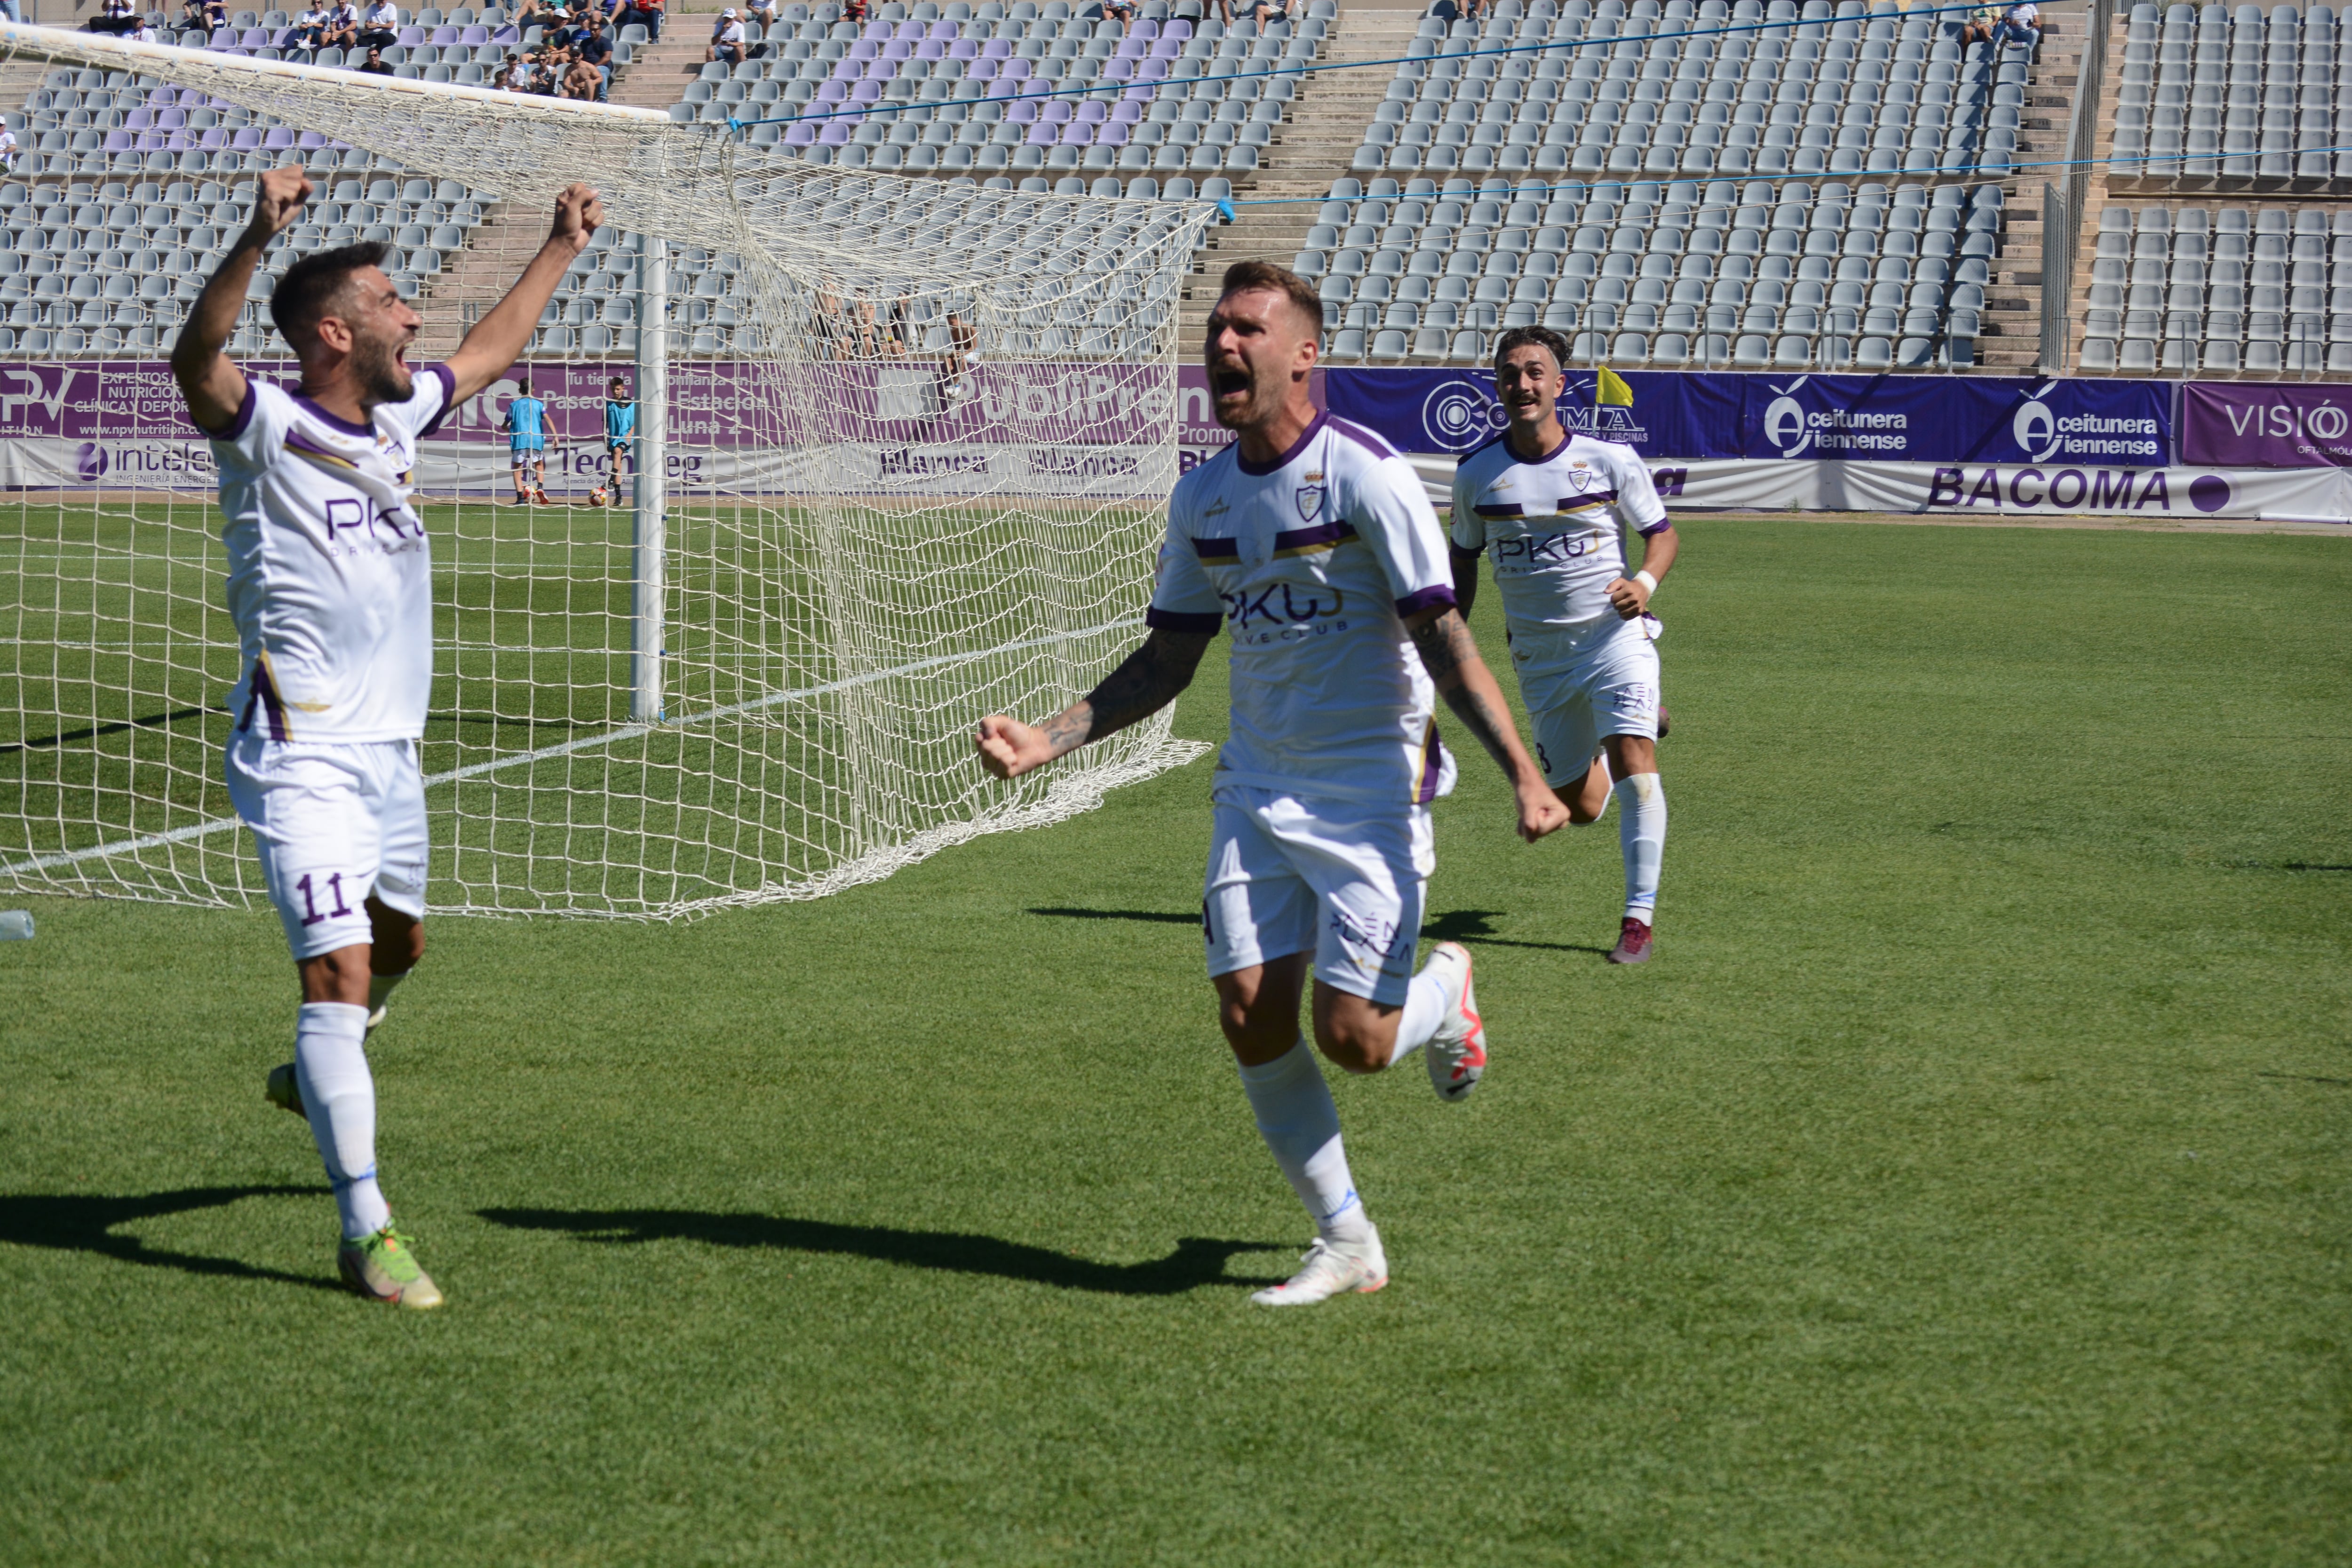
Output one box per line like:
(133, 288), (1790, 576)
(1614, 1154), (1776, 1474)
(1596, 366), (1635, 407)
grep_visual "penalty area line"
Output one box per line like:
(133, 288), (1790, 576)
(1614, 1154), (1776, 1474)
(0, 618), (1143, 877)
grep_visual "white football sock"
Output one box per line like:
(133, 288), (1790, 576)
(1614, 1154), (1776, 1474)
(1236, 1039), (1372, 1246)
(1615, 772), (1666, 923)
(294, 1002), (391, 1240)
(366, 970), (405, 1023)
(1390, 963), (1452, 1066)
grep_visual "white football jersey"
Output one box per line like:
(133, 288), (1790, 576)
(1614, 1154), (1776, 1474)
(208, 367), (455, 743)
(1449, 429), (1669, 701)
(1150, 412), (1460, 806)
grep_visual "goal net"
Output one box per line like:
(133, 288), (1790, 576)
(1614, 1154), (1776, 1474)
(0, 24), (1210, 919)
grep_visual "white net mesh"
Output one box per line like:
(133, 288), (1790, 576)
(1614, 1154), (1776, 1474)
(0, 25), (1213, 918)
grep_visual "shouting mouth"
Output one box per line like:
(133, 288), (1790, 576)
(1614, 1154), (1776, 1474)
(1211, 367), (1251, 398)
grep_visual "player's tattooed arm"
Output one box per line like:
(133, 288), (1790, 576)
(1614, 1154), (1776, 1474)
(976, 629), (1213, 781)
(173, 162), (312, 433)
(1406, 607), (1569, 843)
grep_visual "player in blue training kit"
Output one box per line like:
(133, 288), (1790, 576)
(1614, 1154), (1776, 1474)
(977, 262), (1566, 1308)
(502, 378), (548, 503)
(1450, 326), (1679, 965)
(602, 375), (635, 503)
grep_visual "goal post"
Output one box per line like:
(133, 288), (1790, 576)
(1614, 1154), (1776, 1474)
(0, 24), (1212, 919)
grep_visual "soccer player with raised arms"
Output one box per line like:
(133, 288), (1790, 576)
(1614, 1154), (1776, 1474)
(977, 262), (1567, 1307)
(1450, 328), (1677, 965)
(172, 163), (606, 1307)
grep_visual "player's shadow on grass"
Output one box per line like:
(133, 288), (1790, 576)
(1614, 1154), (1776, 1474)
(0, 1185), (343, 1292)
(1423, 908), (1610, 957)
(1026, 906), (1609, 957)
(479, 1208), (1293, 1296)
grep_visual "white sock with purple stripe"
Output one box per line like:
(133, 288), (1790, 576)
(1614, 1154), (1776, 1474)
(1615, 772), (1666, 924)
(1236, 1039), (1372, 1246)
(294, 1002), (391, 1240)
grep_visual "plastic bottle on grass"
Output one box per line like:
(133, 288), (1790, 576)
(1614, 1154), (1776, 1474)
(0, 911), (34, 940)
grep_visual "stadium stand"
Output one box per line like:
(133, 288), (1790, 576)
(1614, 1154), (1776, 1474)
(1349, 0), (2024, 184)
(2108, 1), (2352, 191)
(1298, 172), (2002, 369)
(705, 0), (1335, 178)
(2075, 199), (2352, 372)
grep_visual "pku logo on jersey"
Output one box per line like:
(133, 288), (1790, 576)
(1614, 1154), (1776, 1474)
(1222, 582), (1350, 640)
(1494, 531), (1594, 571)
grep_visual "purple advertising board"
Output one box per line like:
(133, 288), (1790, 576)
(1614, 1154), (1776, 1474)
(2177, 382), (2352, 469)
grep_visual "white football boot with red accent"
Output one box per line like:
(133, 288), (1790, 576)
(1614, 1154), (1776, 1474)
(1419, 941), (1486, 1102)
(1250, 1226), (1388, 1307)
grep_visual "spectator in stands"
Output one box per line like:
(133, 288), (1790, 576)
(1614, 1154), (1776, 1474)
(841, 0), (866, 23)
(322, 0), (360, 50)
(128, 15), (160, 42)
(1960, 2), (1997, 48)
(813, 291), (847, 358)
(1218, 0), (1285, 25)
(1993, 0), (2042, 57)
(513, 0), (556, 27)
(357, 0), (397, 45)
(575, 14), (612, 94)
(289, 1), (329, 52)
(357, 42), (394, 72)
(491, 55), (518, 87)
(707, 6), (745, 65)
(614, 0), (662, 40)
(88, 0), (140, 34)
(745, 0), (774, 33)
(1099, 0), (1134, 31)
(0, 124), (17, 177)
(560, 48), (602, 98)
(180, 0), (213, 30)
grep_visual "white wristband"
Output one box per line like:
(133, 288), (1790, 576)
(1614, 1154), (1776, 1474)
(1633, 570), (1658, 597)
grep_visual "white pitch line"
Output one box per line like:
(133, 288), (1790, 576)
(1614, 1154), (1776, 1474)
(0, 617), (1141, 876)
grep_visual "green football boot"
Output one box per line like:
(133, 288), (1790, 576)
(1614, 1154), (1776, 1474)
(337, 1224), (444, 1310)
(264, 1062), (304, 1117)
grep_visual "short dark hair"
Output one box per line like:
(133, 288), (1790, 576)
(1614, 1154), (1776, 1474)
(1218, 260), (1324, 336)
(608, 375), (627, 389)
(1494, 326), (1572, 373)
(516, 377), (531, 392)
(270, 240), (389, 350)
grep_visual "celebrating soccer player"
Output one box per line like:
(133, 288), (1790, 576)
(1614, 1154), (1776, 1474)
(1449, 328), (1678, 965)
(171, 163), (605, 1308)
(976, 262), (1567, 1308)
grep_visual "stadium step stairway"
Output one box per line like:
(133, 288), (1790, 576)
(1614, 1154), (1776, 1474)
(1973, 5), (2088, 373)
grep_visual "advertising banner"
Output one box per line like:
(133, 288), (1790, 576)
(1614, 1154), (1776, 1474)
(1321, 368), (2172, 467)
(2177, 382), (2352, 469)
(1400, 453), (2352, 521)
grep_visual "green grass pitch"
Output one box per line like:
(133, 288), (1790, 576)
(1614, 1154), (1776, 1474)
(1, 518), (2347, 1565)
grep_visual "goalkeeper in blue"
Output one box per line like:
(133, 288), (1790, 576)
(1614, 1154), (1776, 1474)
(977, 262), (1567, 1308)
(1449, 327), (1679, 966)
(602, 374), (635, 503)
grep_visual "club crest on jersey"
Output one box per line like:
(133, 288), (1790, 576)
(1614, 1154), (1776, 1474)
(1293, 482), (1327, 523)
(1567, 464), (1594, 492)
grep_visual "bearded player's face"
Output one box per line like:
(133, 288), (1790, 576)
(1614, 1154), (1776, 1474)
(334, 265), (420, 408)
(1204, 287), (1317, 434)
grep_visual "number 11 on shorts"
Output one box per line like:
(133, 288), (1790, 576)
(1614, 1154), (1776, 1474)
(295, 871), (355, 926)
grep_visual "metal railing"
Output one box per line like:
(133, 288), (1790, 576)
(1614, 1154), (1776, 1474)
(2042, 0), (2116, 374)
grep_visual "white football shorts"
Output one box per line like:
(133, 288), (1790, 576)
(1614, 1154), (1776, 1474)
(1518, 620), (1662, 788)
(225, 734), (428, 960)
(1202, 784), (1433, 1006)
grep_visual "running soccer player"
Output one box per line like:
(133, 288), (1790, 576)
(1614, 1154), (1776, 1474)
(976, 262), (1567, 1307)
(171, 163), (605, 1307)
(602, 374), (635, 501)
(503, 377), (548, 503)
(1449, 327), (1677, 965)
